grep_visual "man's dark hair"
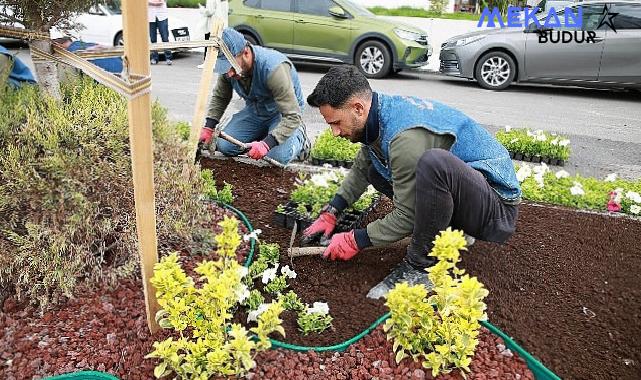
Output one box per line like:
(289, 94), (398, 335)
(307, 65), (372, 108)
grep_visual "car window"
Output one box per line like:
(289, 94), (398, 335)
(244, 0), (259, 8)
(612, 4), (641, 30)
(261, 0), (292, 12)
(104, 0), (122, 15)
(341, 0), (373, 16)
(296, 0), (334, 16)
(552, 5), (605, 31)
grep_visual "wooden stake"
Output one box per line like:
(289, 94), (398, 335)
(122, 0), (160, 333)
(188, 18), (225, 156)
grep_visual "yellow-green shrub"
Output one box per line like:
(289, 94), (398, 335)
(384, 228), (489, 377)
(0, 78), (218, 308)
(146, 216), (284, 378)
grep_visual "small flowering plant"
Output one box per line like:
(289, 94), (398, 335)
(384, 228), (488, 378)
(497, 127), (570, 162)
(146, 216), (285, 379)
(297, 302), (333, 335)
(290, 170), (377, 218)
(310, 128), (361, 162)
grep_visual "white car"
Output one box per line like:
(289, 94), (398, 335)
(52, 2), (191, 50)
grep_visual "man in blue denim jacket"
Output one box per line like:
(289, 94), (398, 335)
(301, 65), (521, 299)
(199, 28), (309, 165)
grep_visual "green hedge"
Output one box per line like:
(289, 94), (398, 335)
(367, 6), (482, 21)
(0, 78), (218, 308)
(167, 0), (201, 8)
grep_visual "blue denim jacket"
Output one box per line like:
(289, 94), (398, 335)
(229, 46), (304, 117)
(368, 94), (521, 202)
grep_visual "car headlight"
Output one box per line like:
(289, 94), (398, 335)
(394, 28), (423, 42)
(446, 34), (486, 48)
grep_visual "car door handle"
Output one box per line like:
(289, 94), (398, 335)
(255, 14), (264, 19)
(592, 37), (604, 43)
(296, 19), (306, 23)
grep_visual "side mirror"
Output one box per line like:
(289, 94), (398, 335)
(329, 6), (347, 18)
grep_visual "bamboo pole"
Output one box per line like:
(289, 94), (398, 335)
(288, 238), (412, 257)
(121, 0), (160, 333)
(188, 19), (225, 156)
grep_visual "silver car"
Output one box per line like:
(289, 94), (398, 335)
(440, 0), (641, 90)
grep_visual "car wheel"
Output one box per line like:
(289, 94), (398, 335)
(475, 51), (516, 91)
(355, 40), (392, 79)
(114, 31), (124, 47)
(241, 32), (259, 46)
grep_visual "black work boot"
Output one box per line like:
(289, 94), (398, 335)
(366, 259), (435, 300)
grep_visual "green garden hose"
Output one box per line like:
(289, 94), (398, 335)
(226, 204), (562, 379)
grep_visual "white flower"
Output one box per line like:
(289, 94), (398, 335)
(630, 205), (641, 215)
(534, 173), (545, 188)
(555, 170), (570, 179)
(280, 265), (297, 279)
(551, 138), (559, 146)
(243, 229), (262, 242)
(570, 182), (585, 196)
(310, 174), (330, 188)
(559, 139), (570, 147)
(236, 284), (250, 303)
(322, 163), (333, 169)
(307, 302), (329, 315)
(516, 164), (532, 182)
(536, 134), (547, 142)
(526, 129), (535, 137)
(604, 173), (617, 182)
(504, 125), (512, 132)
(237, 266), (249, 279)
(509, 138), (519, 144)
(533, 162), (548, 175)
(261, 264), (279, 284)
(626, 191), (641, 203)
(247, 303), (271, 322)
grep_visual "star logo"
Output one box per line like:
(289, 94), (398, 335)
(597, 4), (619, 33)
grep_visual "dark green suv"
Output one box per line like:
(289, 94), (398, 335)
(228, 0), (432, 78)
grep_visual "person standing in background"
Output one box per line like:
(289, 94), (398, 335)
(197, 0), (229, 69)
(148, 0), (173, 65)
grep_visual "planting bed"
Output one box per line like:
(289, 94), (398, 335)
(2, 158), (639, 380)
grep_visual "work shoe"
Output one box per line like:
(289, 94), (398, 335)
(150, 58), (158, 65)
(366, 260), (433, 300)
(166, 59), (172, 66)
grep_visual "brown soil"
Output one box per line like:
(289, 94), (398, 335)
(2, 158), (638, 380)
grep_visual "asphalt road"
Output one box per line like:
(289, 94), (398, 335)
(7, 45), (641, 179)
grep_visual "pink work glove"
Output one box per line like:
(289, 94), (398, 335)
(323, 231), (359, 261)
(247, 141), (270, 159)
(302, 212), (337, 242)
(199, 127), (214, 144)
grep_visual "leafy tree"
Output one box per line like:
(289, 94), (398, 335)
(0, 0), (96, 98)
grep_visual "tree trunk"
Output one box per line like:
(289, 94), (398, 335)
(29, 39), (61, 100)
